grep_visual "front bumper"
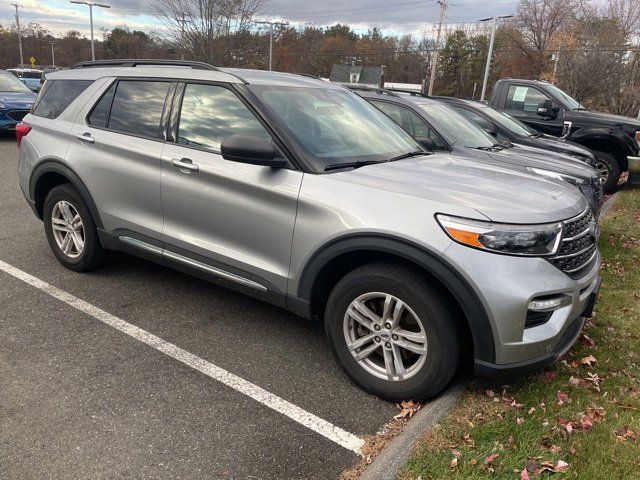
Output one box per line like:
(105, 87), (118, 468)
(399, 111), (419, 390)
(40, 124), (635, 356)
(475, 277), (600, 379)
(443, 241), (601, 372)
(628, 156), (640, 185)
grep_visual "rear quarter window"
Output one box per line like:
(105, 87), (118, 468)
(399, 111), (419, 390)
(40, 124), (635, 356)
(33, 80), (92, 119)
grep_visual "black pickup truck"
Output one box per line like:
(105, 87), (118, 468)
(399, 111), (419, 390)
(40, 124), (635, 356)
(489, 79), (640, 192)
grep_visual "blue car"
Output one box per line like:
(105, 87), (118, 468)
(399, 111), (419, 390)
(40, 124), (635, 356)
(0, 71), (37, 131)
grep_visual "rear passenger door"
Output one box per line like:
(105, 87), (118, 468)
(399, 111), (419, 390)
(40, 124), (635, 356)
(67, 78), (174, 242)
(160, 82), (303, 294)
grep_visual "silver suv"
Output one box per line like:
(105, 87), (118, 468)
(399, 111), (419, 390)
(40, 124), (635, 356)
(17, 60), (601, 401)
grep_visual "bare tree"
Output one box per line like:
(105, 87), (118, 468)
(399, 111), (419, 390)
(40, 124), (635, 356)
(152, 0), (264, 63)
(512, 0), (577, 76)
(607, 0), (640, 37)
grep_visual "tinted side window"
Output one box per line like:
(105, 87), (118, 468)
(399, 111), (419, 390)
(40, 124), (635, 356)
(108, 80), (170, 138)
(32, 80), (92, 119)
(88, 82), (116, 128)
(372, 101), (447, 150)
(505, 85), (550, 113)
(177, 84), (270, 152)
(453, 107), (492, 130)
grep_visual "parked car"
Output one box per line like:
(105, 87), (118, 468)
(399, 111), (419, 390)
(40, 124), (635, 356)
(17, 60), (601, 401)
(489, 78), (640, 192)
(0, 70), (37, 131)
(352, 87), (603, 217)
(6, 68), (44, 92)
(430, 95), (597, 167)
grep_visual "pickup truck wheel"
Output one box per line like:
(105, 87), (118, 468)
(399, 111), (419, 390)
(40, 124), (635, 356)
(593, 151), (620, 193)
(324, 262), (460, 402)
(43, 184), (107, 272)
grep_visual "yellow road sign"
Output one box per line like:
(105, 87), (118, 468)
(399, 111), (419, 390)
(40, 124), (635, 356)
(29, 56), (36, 66)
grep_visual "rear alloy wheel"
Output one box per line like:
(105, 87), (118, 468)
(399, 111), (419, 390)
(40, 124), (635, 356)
(325, 262), (460, 402)
(593, 151), (621, 193)
(43, 184), (107, 272)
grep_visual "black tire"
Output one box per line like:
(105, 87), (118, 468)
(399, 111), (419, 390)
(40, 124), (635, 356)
(593, 151), (621, 193)
(324, 262), (461, 402)
(43, 184), (107, 272)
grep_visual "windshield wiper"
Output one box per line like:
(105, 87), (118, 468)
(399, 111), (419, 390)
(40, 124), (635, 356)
(323, 160), (386, 172)
(476, 143), (506, 152)
(388, 150), (428, 162)
(573, 107), (589, 111)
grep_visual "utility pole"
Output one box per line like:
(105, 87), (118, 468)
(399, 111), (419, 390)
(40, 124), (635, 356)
(70, 1), (111, 61)
(479, 14), (513, 102)
(427, 0), (446, 96)
(11, 2), (24, 66)
(255, 20), (289, 71)
(177, 12), (188, 60)
(50, 41), (55, 67)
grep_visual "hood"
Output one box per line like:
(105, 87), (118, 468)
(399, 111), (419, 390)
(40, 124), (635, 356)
(572, 109), (640, 129)
(334, 154), (586, 224)
(489, 145), (597, 180)
(535, 135), (595, 163)
(0, 91), (37, 108)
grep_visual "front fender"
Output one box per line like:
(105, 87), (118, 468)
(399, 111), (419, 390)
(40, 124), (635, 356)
(570, 126), (635, 157)
(296, 233), (497, 363)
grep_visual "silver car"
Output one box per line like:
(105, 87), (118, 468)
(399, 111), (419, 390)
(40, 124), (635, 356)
(17, 60), (601, 401)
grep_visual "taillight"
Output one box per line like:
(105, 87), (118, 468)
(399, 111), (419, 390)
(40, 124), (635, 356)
(635, 130), (640, 146)
(15, 122), (31, 147)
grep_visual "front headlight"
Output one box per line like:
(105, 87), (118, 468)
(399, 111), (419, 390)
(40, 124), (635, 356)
(527, 167), (587, 185)
(436, 214), (563, 256)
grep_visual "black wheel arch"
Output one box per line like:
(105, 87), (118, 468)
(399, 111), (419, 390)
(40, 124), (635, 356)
(29, 159), (104, 229)
(570, 128), (633, 171)
(296, 233), (496, 364)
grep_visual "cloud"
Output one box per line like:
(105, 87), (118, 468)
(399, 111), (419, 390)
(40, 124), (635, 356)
(0, 0), (517, 38)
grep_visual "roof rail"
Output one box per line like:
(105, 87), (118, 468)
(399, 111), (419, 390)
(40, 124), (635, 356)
(71, 59), (220, 71)
(385, 88), (428, 97)
(342, 84), (400, 97)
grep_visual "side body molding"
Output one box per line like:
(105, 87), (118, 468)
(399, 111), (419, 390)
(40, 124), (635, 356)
(295, 234), (496, 363)
(29, 159), (104, 229)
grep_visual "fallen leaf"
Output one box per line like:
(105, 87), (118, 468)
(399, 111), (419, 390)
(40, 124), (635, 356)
(485, 453), (499, 464)
(450, 457), (458, 469)
(452, 449), (462, 458)
(516, 417), (525, 425)
(394, 400), (421, 420)
(528, 407), (536, 415)
(555, 460), (570, 472)
(580, 355), (597, 367)
(520, 467), (531, 480)
(557, 391), (571, 405)
(568, 376), (581, 387)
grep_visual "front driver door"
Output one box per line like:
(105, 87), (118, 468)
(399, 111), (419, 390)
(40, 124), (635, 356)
(160, 82), (303, 294)
(503, 84), (564, 136)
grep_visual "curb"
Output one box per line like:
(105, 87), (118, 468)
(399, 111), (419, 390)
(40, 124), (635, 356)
(358, 382), (465, 480)
(600, 191), (620, 218)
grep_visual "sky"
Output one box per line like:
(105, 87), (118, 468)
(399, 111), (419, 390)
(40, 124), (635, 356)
(0, 0), (518, 39)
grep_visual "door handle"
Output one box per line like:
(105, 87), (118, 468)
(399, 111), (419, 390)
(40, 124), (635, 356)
(76, 132), (95, 144)
(171, 157), (199, 173)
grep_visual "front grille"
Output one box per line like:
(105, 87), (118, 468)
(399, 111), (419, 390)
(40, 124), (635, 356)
(6, 110), (29, 122)
(548, 208), (598, 276)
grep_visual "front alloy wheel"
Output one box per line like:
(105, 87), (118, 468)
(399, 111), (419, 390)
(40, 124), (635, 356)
(344, 292), (428, 382)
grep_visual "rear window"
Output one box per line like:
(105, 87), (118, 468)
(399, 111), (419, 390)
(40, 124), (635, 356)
(106, 80), (170, 138)
(33, 80), (92, 119)
(22, 72), (42, 79)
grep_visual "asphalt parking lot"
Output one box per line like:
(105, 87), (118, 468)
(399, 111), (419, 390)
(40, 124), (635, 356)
(0, 134), (398, 479)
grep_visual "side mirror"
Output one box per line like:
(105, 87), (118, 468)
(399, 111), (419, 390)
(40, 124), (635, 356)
(415, 136), (435, 151)
(221, 135), (287, 168)
(537, 99), (559, 119)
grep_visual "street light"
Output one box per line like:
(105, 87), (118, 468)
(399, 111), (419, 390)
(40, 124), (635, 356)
(70, 0), (111, 61)
(49, 41), (55, 67)
(479, 14), (513, 102)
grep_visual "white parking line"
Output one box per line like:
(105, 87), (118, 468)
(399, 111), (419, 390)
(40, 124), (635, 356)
(0, 259), (365, 455)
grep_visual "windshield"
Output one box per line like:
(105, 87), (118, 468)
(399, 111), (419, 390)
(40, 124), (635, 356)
(481, 106), (536, 136)
(418, 103), (496, 148)
(546, 84), (584, 110)
(21, 72), (42, 79)
(0, 74), (32, 93)
(248, 85), (421, 170)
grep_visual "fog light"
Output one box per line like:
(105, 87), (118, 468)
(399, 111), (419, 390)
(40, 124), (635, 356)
(528, 295), (572, 312)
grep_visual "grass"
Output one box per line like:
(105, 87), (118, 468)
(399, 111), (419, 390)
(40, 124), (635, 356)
(398, 186), (640, 480)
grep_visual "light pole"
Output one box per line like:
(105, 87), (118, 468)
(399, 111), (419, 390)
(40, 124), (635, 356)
(255, 20), (289, 71)
(479, 14), (513, 102)
(11, 2), (24, 66)
(70, 1), (111, 61)
(50, 41), (55, 67)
